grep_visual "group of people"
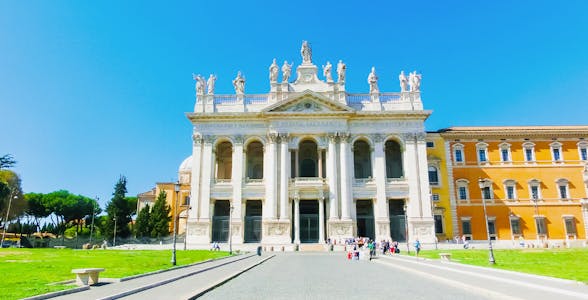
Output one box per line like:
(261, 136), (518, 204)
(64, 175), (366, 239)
(343, 237), (405, 261)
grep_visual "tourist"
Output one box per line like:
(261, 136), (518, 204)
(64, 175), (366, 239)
(414, 239), (421, 257)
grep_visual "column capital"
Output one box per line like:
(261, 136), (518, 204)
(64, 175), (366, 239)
(327, 133), (338, 143)
(338, 132), (351, 143)
(192, 133), (203, 145)
(203, 135), (216, 144)
(371, 134), (384, 143)
(278, 133), (289, 143)
(267, 133), (278, 143)
(234, 135), (244, 145)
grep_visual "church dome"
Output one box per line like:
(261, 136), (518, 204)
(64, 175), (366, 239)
(178, 155), (192, 173)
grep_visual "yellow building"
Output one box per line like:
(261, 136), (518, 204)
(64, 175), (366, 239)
(440, 126), (588, 246)
(426, 132), (455, 242)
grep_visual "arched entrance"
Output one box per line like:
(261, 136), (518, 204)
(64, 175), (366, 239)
(299, 200), (319, 243)
(356, 200), (375, 239)
(299, 140), (318, 177)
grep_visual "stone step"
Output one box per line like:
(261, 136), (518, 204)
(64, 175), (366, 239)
(298, 244), (328, 252)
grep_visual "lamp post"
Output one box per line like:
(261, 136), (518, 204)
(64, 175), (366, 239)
(113, 216), (117, 247)
(478, 178), (496, 264)
(1, 190), (17, 247)
(171, 181), (180, 266)
(228, 205), (234, 255)
(89, 197), (97, 245)
(404, 203), (410, 255)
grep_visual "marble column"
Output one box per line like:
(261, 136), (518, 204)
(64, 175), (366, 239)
(373, 135), (389, 240)
(279, 134), (290, 220)
(319, 197), (325, 242)
(294, 197), (300, 244)
(200, 135), (214, 220)
(295, 149), (299, 177)
(264, 133), (277, 220)
(327, 134), (339, 220)
(318, 149), (323, 178)
(189, 134), (202, 220)
(340, 133), (352, 220)
(231, 136), (244, 243)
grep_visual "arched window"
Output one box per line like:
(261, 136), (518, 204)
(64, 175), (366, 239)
(353, 140), (372, 179)
(385, 140), (403, 179)
(246, 141), (264, 179)
(215, 141), (232, 180)
(299, 140), (318, 177)
(428, 166), (439, 185)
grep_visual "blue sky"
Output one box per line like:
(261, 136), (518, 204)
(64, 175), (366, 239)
(1, 1), (587, 208)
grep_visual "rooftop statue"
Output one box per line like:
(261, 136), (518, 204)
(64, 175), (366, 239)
(301, 40), (312, 64)
(337, 60), (346, 83)
(322, 61), (333, 82)
(281, 60), (293, 83)
(232, 71), (245, 94)
(399, 71), (408, 92)
(207, 74), (216, 95)
(409, 71), (422, 92)
(269, 58), (279, 82)
(193, 73), (206, 95)
(367, 67), (379, 93)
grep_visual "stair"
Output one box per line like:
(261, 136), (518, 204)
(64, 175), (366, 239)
(298, 243), (328, 252)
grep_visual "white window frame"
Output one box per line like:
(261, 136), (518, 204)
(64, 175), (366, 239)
(456, 179), (470, 202)
(577, 141), (588, 161)
(499, 142), (512, 163)
(460, 217), (472, 239)
(562, 215), (577, 239)
(550, 141), (564, 163)
(509, 215), (522, 237)
(431, 193), (440, 201)
(428, 165), (440, 186)
(479, 179), (494, 201)
(528, 179), (542, 201)
(523, 142), (536, 163)
(555, 178), (570, 200)
(452, 143), (465, 164)
(476, 142), (489, 164)
(503, 179), (517, 201)
(487, 216), (497, 240)
(534, 216), (547, 237)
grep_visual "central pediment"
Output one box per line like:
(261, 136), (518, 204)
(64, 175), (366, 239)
(262, 90), (355, 114)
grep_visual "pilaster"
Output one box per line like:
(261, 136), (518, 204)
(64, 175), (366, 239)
(339, 133), (353, 220)
(264, 133), (278, 220)
(327, 133), (339, 220)
(372, 134), (389, 241)
(279, 133), (290, 220)
(231, 136), (244, 244)
(200, 135), (214, 221)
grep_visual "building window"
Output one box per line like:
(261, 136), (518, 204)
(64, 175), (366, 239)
(556, 178), (569, 199)
(535, 217), (547, 235)
(504, 179), (517, 200)
(550, 142), (563, 162)
(431, 194), (440, 201)
(456, 179), (469, 201)
(578, 142), (588, 161)
(426, 141), (435, 148)
(529, 179), (541, 200)
(564, 217), (577, 236)
(476, 142), (489, 163)
(453, 144), (464, 164)
(183, 196), (190, 206)
(479, 179), (493, 200)
(499, 142), (511, 163)
(488, 218), (497, 240)
(434, 215), (444, 234)
(523, 142), (535, 162)
(510, 217), (521, 235)
(428, 166), (439, 185)
(461, 218), (472, 236)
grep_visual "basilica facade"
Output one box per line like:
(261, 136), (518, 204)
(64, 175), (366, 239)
(181, 42), (436, 247)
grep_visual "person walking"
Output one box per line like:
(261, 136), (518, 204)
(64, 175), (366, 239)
(414, 239), (422, 257)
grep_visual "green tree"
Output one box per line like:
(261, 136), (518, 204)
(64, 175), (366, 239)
(134, 204), (151, 238)
(105, 176), (132, 239)
(43, 190), (98, 237)
(149, 190), (171, 238)
(24, 193), (50, 232)
(0, 169), (26, 228)
(0, 154), (16, 169)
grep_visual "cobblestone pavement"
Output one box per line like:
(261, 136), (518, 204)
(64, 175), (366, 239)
(198, 253), (496, 300)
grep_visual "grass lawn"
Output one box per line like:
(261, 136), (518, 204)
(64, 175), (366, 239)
(413, 248), (588, 283)
(0, 248), (229, 300)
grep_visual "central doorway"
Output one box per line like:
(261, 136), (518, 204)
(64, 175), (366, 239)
(299, 200), (319, 243)
(211, 200), (230, 242)
(356, 200), (375, 240)
(389, 200), (406, 242)
(244, 200), (262, 243)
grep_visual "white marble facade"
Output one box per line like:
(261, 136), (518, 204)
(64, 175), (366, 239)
(183, 42), (435, 247)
